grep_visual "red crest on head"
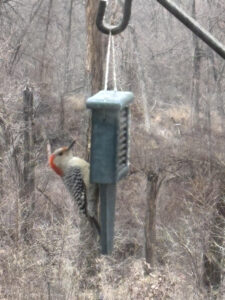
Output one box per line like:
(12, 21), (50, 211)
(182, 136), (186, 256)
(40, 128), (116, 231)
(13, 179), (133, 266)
(49, 154), (63, 176)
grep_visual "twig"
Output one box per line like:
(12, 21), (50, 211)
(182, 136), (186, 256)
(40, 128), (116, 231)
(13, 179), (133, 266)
(36, 186), (64, 220)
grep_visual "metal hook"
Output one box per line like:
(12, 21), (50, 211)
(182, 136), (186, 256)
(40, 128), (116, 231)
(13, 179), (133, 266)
(96, 0), (133, 35)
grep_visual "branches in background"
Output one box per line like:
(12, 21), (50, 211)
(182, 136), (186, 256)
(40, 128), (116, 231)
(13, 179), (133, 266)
(9, 0), (44, 74)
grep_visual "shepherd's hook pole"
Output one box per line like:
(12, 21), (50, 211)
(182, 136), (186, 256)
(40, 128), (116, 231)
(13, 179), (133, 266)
(156, 0), (225, 59)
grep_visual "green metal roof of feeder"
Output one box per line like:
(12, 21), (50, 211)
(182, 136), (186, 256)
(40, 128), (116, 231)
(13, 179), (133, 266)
(86, 90), (134, 110)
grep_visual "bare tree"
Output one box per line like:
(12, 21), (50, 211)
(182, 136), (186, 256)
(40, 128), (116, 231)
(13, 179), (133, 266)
(85, 1), (104, 96)
(191, 0), (202, 128)
(64, 0), (74, 93)
(60, 0), (75, 130)
(9, 0), (45, 74)
(39, 0), (53, 82)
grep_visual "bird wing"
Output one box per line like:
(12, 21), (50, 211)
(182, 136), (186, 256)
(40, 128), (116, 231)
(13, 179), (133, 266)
(63, 167), (87, 215)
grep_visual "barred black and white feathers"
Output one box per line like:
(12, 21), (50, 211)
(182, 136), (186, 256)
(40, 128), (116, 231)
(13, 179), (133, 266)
(63, 166), (87, 215)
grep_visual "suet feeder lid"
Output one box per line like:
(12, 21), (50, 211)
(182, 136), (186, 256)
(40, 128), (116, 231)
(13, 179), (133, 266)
(86, 90), (134, 185)
(86, 90), (133, 110)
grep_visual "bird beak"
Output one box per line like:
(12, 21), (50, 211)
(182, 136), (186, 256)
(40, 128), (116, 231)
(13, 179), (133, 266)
(67, 140), (76, 151)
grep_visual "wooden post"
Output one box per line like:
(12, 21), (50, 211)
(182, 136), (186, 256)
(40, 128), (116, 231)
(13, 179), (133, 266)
(21, 87), (35, 242)
(145, 171), (159, 268)
(23, 87), (35, 196)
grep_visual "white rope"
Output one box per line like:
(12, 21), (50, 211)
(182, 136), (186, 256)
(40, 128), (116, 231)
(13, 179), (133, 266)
(103, 0), (118, 91)
(112, 35), (117, 91)
(104, 32), (112, 91)
(104, 32), (118, 91)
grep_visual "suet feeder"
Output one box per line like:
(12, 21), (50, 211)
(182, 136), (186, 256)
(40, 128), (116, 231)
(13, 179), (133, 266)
(88, 0), (133, 255)
(86, 90), (134, 254)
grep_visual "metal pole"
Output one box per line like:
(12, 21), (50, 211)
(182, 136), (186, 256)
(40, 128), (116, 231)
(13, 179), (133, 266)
(156, 0), (225, 60)
(99, 184), (117, 254)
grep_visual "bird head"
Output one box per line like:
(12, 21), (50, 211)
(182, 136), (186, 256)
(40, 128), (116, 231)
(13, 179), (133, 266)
(49, 141), (75, 176)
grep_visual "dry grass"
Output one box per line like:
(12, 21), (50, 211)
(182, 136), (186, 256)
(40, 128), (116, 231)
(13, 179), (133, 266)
(0, 103), (224, 299)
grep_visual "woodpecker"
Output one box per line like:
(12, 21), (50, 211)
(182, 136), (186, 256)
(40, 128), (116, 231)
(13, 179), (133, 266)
(49, 141), (100, 234)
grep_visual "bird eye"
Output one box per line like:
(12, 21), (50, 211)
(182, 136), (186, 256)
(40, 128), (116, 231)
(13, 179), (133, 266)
(58, 152), (63, 156)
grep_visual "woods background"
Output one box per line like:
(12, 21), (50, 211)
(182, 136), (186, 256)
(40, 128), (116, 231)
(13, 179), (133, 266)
(0, 0), (224, 299)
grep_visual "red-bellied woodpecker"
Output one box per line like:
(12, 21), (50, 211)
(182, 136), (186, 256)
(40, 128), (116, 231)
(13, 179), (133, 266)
(49, 141), (100, 234)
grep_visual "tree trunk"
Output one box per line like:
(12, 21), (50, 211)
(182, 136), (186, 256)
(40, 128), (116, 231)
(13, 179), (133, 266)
(145, 171), (158, 268)
(75, 0), (104, 292)
(129, 26), (151, 132)
(203, 208), (224, 290)
(85, 1), (104, 96)
(208, 51), (225, 128)
(206, 0), (225, 127)
(60, 0), (74, 130)
(64, 0), (74, 93)
(0, 116), (5, 197)
(202, 8), (224, 290)
(205, 50), (213, 173)
(85, 0), (105, 160)
(191, 0), (201, 129)
(0, 143), (3, 197)
(40, 0), (53, 82)
(23, 88), (31, 196)
(203, 183), (225, 291)
(60, 94), (65, 131)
